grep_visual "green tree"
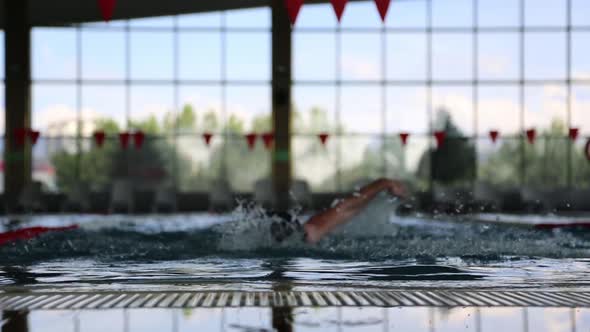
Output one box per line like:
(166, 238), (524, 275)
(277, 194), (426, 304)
(163, 104), (197, 134)
(201, 110), (219, 132)
(416, 109), (476, 185)
(52, 107), (198, 193)
(479, 118), (590, 188)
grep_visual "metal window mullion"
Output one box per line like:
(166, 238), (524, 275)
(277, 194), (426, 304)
(427, 0), (434, 192)
(76, 25), (82, 185)
(519, 0), (526, 187)
(381, 24), (387, 178)
(30, 78), (589, 86)
(73, 24), (590, 34)
(221, 12), (228, 179)
(173, 16), (180, 190)
(125, 20), (131, 178)
(473, 0), (479, 185)
(566, 0), (573, 189)
(125, 21), (131, 129)
(336, 26), (342, 192)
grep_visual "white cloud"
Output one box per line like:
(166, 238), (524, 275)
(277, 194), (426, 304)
(479, 54), (510, 77)
(180, 94), (222, 116)
(341, 55), (380, 80)
(34, 105), (104, 136)
(427, 85), (590, 136)
(573, 71), (590, 80)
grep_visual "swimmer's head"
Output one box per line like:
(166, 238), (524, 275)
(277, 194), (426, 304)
(396, 202), (415, 216)
(270, 220), (294, 243)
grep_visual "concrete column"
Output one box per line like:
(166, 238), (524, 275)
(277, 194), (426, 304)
(271, 0), (292, 212)
(4, 0), (32, 211)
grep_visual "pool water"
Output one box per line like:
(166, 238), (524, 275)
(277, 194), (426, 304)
(1, 197), (590, 293)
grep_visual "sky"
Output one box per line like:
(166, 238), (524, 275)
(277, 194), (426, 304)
(2, 0), (590, 139)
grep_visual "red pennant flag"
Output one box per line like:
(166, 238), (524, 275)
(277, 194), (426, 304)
(119, 132), (130, 149)
(14, 128), (28, 147)
(203, 132), (213, 146)
(133, 131), (145, 150)
(28, 130), (40, 146)
(93, 131), (106, 148)
(526, 129), (536, 144)
(374, 0), (391, 22)
(569, 128), (579, 141)
(262, 132), (275, 150)
(98, 0), (117, 22)
(489, 130), (499, 143)
(434, 131), (446, 148)
(399, 132), (409, 146)
(318, 133), (329, 146)
(330, 0), (347, 22)
(285, 0), (304, 25)
(245, 133), (258, 150)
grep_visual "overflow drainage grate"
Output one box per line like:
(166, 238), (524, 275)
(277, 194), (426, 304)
(1, 290), (590, 310)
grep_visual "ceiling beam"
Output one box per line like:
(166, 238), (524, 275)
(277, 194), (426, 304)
(0, 0), (368, 27)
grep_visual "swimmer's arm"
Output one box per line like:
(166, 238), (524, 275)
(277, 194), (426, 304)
(303, 178), (405, 244)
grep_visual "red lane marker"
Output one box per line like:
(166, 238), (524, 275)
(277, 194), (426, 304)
(534, 222), (590, 230)
(0, 225), (79, 246)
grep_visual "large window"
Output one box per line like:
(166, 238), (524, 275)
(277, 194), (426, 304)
(292, 0), (589, 192)
(25, 0), (590, 194)
(31, 9), (271, 193)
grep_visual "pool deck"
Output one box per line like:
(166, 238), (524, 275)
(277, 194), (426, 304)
(2, 290), (590, 310)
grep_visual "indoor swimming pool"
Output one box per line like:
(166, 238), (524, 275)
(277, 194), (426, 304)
(2, 200), (590, 331)
(1, 198), (590, 293)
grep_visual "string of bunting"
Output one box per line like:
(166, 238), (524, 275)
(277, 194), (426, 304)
(91, 130), (146, 149)
(13, 128), (40, 147)
(15, 128), (587, 152)
(285, 0), (392, 25)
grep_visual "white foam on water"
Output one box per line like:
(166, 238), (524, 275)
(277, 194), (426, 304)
(333, 193), (402, 237)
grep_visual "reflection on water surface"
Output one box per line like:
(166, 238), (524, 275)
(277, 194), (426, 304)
(1, 307), (588, 332)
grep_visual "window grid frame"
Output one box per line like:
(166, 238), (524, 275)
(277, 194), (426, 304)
(25, 0), (590, 193)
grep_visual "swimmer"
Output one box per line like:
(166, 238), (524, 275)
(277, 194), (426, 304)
(270, 178), (407, 244)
